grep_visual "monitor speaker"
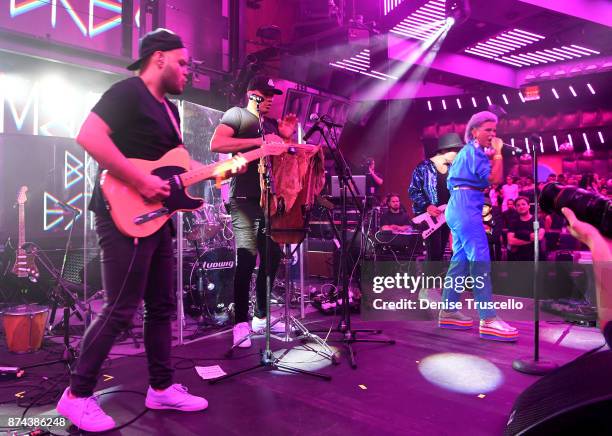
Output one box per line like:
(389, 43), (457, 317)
(505, 350), (612, 435)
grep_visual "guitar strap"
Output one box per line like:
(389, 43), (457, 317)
(162, 99), (183, 143)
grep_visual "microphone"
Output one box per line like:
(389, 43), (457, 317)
(500, 142), (524, 155)
(56, 200), (81, 215)
(310, 113), (343, 128)
(303, 119), (322, 142)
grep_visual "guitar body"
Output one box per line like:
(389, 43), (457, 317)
(411, 204), (447, 240)
(11, 249), (39, 282)
(101, 148), (204, 238)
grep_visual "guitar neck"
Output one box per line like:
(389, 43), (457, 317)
(18, 203), (25, 251)
(179, 147), (268, 188)
(179, 143), (318, 188)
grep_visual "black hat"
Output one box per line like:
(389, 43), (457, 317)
(247, 76), (283, 95)
(436, 132), (463, 153)
(127, 28), (185, 71)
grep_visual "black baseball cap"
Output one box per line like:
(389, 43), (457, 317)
(436, 132), (464, 153)
(247, 76), (283, 95)
(127, 28), (185, 71)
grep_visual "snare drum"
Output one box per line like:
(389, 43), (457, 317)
(2, 304), (49, 353)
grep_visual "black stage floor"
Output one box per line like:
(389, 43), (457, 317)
(1, 309), (608, 436)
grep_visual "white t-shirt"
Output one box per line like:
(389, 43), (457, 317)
(501, 183), (519, 211)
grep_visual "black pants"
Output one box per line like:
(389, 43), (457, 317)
(70, 215), (175, 397)
(228, 198), (281, 324)
(426, 223), (451, 262)
(424, 223), (451, 278)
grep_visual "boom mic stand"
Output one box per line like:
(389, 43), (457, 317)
(311, 121), (395, 369)
(513, 134), (558, 375)
(212, 97), (331, 383)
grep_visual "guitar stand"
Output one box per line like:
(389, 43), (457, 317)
(23, 305), (78, 373)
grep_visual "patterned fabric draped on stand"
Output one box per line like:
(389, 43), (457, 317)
(260, 147), (326, 243)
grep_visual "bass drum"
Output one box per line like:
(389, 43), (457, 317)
(185, 247), (235, 323)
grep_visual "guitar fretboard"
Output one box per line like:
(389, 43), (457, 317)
(18, 202), (25, 254)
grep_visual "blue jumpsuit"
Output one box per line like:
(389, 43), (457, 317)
(443, 140), (496, 320)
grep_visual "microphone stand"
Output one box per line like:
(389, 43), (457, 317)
(513, 136), (558, 375)
(212, 97), (331, 383)
(311, 122), (395, 369)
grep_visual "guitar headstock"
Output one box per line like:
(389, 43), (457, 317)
(16, 186), (28, 205)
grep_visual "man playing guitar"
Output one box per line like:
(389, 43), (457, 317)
(56, 29), (210, 432)
(211, 76), (297, 348)
(409, 133), (462, 262)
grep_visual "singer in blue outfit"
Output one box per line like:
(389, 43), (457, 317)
(438, 111), (519, 341)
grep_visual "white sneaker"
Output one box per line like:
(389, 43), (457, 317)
(145, 384), (208, 411)
(56, 387), (115, 432)
(252, 315), (287, 334)
(233, 322), (252, 348)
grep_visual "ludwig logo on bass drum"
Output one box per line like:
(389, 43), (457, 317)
(201, 260), (235, 270)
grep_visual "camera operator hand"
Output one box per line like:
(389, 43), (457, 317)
(561, 207), (611, 260)
(562, 207), (612, 348)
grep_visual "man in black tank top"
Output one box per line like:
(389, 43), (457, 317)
(56, 29), (208, 433)
(211, 76), (298, 348)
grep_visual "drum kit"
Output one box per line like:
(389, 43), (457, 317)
(181, 203), (236, 325)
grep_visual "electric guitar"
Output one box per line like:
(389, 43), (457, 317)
(11, 186), (39, 282)
(411, 204), (447, 240)
(101, 144), (299, 238)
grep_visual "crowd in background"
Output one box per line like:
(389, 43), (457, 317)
(483, 172), (611, 261)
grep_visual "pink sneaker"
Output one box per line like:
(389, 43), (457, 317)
(479, 317), (519, 342)
(56, 388), (115, 432)
(233, 322), (252, 348)
(438, 310), (474, 330)
(145, 384), (208, 411)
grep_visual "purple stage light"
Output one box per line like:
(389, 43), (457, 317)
(552, 88), (559, 99)
(427, 100), (432, 111)
(569, 86), (577, 97)
(583, 133), (591, 150)
(418, 353), (503, 394)
(471, 96), (477, 107)
(567, 133), (573, 146)
(598, 131), (604, 143)
(389, 0), (447, 41)
(456, 98), (462, 109)
(442, 99), (447, 110)
(524, 137), (530, 153)
(502, 94), (509, 105)
(486, 96), (492, 105)
(553, 135), (559, 152)
(518, 91), (525, 103)
(587, 83), (595, 95)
